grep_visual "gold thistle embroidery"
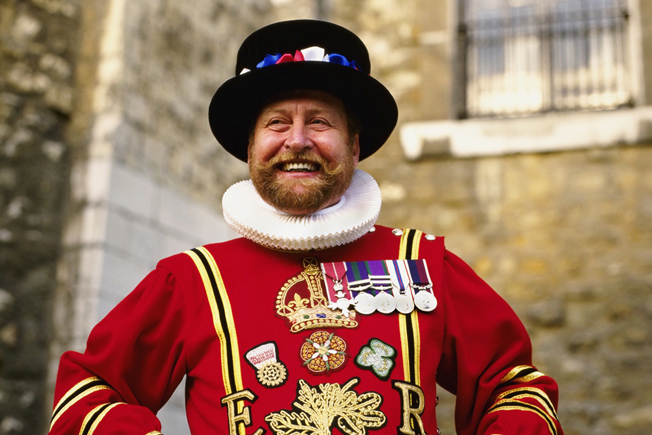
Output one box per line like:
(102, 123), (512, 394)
(276, 258), (358, 333)
(265, 378), (386, 435)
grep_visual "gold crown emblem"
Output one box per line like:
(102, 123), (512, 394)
(275, 257), (358, 333)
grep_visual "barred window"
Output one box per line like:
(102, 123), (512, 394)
(459, 0), (632, 118)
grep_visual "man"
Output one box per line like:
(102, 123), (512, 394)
(49, 20), (564, 435)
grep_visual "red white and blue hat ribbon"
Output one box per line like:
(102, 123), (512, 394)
(240, 46), (360, 75)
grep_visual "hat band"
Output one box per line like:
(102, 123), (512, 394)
(239, 46), (360, 75)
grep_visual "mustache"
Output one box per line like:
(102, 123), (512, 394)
(249, 147), (356, 214)
(254, 150), (345, 176)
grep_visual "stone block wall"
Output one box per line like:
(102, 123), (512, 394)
(0, 0), (78, 433)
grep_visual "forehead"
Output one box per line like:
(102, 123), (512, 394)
(257, 90), (347, 118)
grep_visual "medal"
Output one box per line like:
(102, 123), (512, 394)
(367, 260), (393, 292)
(366, 260), (395, 314)
(413, 289), (437, 312)
(245, 342), (288, 388)
(394, 294), (415, 314)
(317, 258), (436, 316)
(346, 261), (376, 314)
(375, 291), (396, 314)
(321, 262), (355, 316)
(406, 259), (437, 312)
(354, 292), (376, 314)
(387, 260), (415, 314)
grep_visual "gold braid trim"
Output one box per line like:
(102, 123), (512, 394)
(487, 400), (557, 435)
(500, 365), (544, 384)
(79, 402), (125, 435)
(494, 387), (558, 420)
(50, 377), (112, 431)
(397, 229), (422, 386)
(185, 247), (245, 435)
(184, 247), (243, 395)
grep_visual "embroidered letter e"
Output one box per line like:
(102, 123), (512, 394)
(221, 389), (265, 435)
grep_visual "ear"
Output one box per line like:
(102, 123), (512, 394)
(247, 138), (255, 163)
(351, 134), (360, 167)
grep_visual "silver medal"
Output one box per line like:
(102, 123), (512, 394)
(354, 292), (376, 315)
(414, 291), (437, 312)
(375, 291), (397, 314)
(335, 297), (354, 311)
(395, 293), (414, 314)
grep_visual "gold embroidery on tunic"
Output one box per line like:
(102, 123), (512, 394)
(276, 258), (358, 332)
(257, 361), (288, 387)
(265, 378), (386, 435)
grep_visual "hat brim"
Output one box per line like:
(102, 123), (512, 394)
(208, 61), (398, 162)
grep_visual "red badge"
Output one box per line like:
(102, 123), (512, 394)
(300, 331), (348, 375)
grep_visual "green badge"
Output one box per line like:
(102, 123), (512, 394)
(355, 338), (397, 381)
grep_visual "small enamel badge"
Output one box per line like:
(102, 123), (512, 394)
(245, 342), (288, 388)
(355, 338), (397, 381)
(300, 331), (348, 375)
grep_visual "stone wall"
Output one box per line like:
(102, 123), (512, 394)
(114, 0), (264, 198)
(0, 0), (78, 433)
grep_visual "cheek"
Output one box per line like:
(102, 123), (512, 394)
(253, 130), (293, 159)
(249, 139), (275, 163)
(323, 136), (355, 161)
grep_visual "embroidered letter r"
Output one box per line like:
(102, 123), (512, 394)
(392, 380), (428, 435)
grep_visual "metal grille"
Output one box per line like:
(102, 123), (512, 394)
(460, 0), (631, 118)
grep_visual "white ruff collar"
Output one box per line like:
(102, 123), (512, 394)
(222, 169), (381, 251)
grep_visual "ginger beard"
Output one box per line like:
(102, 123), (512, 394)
(249, 147), (356, 215)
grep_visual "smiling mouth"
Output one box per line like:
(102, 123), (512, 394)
(279, 162), (320, 172)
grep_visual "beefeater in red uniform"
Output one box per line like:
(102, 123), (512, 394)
(49, 20), (563, 435)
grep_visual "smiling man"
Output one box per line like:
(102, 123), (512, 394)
(49, 20), (564, 435)
(248, 90), (359, 215)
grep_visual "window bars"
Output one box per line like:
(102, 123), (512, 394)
(459, 0), (632, 118)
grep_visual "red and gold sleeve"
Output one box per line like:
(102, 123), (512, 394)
(48, 265), (189, 435)
(436, 250), (563, 435)
(477, 365), (562, 435)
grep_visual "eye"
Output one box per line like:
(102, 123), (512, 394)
(310, 118), (331, 127)
(265, 118), (290, 130)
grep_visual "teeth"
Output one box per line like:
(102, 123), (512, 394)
(282, 162), (318, 172)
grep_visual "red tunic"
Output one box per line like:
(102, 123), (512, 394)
(49, 226), (563, 434)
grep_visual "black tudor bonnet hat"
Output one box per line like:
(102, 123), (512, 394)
(208, 20), (398, 162)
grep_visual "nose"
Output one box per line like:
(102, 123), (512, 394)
(285, 124), (314, 152)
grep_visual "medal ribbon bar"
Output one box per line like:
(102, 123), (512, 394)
(346, 261), (372, 293)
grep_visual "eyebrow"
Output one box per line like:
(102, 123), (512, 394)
(259, 105), (337, 118)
